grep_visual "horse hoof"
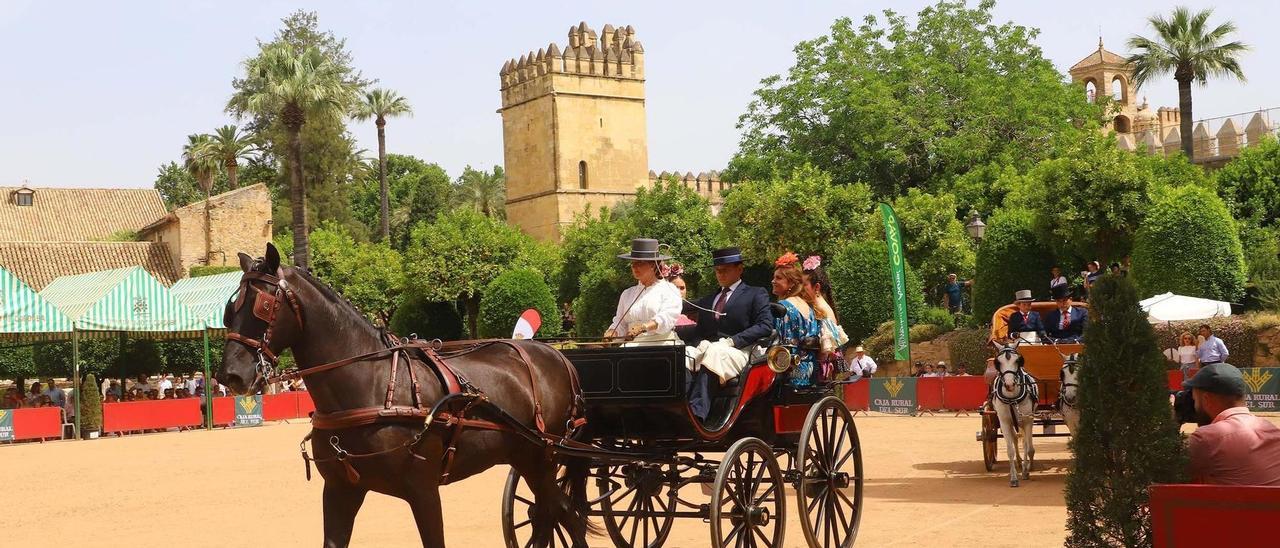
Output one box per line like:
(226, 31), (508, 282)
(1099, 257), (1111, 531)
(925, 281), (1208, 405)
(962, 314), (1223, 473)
(1010, 480), (1019, 488)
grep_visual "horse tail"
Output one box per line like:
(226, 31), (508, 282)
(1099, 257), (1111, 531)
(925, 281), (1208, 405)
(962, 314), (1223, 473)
(564, 456), (601, 537)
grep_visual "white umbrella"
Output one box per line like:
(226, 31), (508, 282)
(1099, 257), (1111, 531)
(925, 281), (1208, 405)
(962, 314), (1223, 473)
(1139, 292), (1232, 323)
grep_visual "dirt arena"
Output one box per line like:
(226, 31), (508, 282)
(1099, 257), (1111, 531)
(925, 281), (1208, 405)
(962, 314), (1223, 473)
(1, 413), (1096, 547)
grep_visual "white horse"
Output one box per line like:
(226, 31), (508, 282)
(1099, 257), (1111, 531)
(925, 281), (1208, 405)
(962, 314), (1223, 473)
(1059, 353), (1081, 437)
(991, 344), (1038, 487)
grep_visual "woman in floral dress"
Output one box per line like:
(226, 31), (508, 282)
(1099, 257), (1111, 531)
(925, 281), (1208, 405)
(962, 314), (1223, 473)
(771, 252), (825, 387)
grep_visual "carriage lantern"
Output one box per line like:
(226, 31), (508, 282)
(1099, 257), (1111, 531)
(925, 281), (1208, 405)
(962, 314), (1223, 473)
(965, 209), (987, 242)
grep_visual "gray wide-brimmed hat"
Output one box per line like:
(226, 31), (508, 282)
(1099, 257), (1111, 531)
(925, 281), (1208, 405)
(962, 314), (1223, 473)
(1014, 289), (1033, 302)
(618, 238), (671, 261)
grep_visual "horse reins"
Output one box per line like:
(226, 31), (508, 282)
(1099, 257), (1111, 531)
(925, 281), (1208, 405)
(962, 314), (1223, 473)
(992, 349), (1038, 406)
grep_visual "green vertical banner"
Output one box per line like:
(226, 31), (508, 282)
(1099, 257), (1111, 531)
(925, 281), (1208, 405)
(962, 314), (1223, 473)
(870, 377), (917, 415)
(234, 395), (264, 427)
(1243, 368), (1280, 412)
(0, 409), (13, 441)
(879, 203), (911, 361)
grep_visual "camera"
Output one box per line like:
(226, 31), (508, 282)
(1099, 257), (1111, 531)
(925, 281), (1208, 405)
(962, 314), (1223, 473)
(1172, 389), (1200, 425)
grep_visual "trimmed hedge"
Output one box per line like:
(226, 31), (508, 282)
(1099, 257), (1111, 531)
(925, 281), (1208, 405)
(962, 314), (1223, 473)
(972, 208), (1056, 320)
(947, 328), (993, 375)
(828, 240), (925, 342)
(860, 321), (897, 366)
(909, 323), (945, 343)
(1149, 314), (1280, 369)
(80, 374), (103, 434)
(478, 268), (561, 338)
(919, 306), (956, 331)
(389, 292), (464, 341)
(573, 261), (632, 338)
(1132, 185), (1246, 302)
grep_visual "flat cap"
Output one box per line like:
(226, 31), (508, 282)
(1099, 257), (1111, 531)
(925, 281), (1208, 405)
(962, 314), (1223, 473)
(1184, 363), (1248, 397)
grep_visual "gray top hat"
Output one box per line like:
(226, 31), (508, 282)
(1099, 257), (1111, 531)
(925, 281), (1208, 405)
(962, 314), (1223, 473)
(618, 238), (671, 261)
(1014, 289), (1033, 302)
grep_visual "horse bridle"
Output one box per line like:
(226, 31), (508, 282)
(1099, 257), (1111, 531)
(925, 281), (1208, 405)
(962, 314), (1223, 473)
(225, 269), (304, 386)
(993, 347), (1034, 406)
(1059, 358), (1080, 407)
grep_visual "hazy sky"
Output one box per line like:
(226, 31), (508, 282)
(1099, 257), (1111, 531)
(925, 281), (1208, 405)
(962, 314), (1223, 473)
(2, 0), (1275, 189)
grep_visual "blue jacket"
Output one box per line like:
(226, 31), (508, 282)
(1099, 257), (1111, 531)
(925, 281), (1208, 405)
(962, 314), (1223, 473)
(687, 282), (775, 350)
(1008, 310), (1043, 337)
(1043, 307), (1088, 340)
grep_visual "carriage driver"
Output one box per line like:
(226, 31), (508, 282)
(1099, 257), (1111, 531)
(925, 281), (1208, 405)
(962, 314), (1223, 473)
(1007, 290), (1043, 343)
(1042, 284), (1087, 343)
(684, 247), (775, 420)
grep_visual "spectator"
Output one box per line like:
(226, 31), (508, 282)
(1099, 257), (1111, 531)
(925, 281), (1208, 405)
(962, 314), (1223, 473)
(100, 377), (111, 398)
(107, 381), (122, 399)
(935, 361), (948, 376)
(1198, 324), (1229, 365)
(943, 274), (972, 314)
(912, 361), (927, 377)
(163, 388), (175, 400)
(26, 381), (43, 406)
(132, 374), (152, 394)
(952, 367), (968, 376)
(1108, 262), (1125, 277)
(1170, 331), (1200, 381)
(42, 378), (66, 409)
(1049, 267), (1068, 291)
(2, 387), (24, 409)
(105, 393), (120, 403)
(184, 373), (198, 395)
(158, 375), (174, 398)
(1082, 261), (1102, 300)
(1185, 364), (1280, 485)
(847, 346), (877, 381)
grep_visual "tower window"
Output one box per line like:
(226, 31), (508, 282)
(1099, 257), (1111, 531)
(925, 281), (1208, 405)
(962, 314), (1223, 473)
(578, 161), (588, 189)
(1111, 76), (1124, 102)
(1084, 80), (1097, 103)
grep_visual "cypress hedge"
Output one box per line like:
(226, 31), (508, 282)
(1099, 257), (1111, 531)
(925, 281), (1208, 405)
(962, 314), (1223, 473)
(478, 268), (561, 338)
(80, 373), (103, 435)
(1132, 185), (1246, 302)
(389, 292), (464, 341)
(827, 240), (924, 342)
(1064, 276), (1186, 547)
(972, 208), (1056, 320)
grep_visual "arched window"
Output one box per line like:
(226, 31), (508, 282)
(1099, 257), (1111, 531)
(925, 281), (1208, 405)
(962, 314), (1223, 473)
(1111, 76), (1124, 102)
(578, 161), (588, 189)
(1084, 80), (1097, 103)
(1113, 115), (1131, 133)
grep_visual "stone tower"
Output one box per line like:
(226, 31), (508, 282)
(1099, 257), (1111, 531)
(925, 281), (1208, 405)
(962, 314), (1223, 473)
(1068, 38), (1180, 149)
(499, 22), (648, 241)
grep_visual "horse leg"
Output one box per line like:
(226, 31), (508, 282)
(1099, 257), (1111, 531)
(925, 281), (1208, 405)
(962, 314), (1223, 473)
(407, 485), (447, 548)
(1022, 406), (1035, 479)
(322, 481), (368, 548)
(998, 406), (1020, 488)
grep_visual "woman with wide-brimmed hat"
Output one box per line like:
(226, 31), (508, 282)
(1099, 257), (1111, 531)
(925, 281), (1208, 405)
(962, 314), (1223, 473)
(604, 238), (683, 345)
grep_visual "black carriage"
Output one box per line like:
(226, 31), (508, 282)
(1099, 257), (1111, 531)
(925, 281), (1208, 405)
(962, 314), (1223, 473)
(501, 343), (864, 548)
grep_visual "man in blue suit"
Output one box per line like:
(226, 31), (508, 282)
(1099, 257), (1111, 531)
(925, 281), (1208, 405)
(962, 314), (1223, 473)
(1007, 289), (1043, 342)
(1043, 284), (1087, 343)
(685, 247), (774, 420)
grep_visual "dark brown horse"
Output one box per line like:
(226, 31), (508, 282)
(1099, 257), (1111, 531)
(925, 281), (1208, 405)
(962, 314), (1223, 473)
(216, 244), (592, 548)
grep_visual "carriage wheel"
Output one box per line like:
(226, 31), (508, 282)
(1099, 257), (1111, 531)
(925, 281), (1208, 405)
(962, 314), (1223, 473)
(796, 396), (863, 548)
(981, 407), (998, 472)
(501, 467), (576, 548)
(597, 462), (676, 547)
(710, 437), (786, 548)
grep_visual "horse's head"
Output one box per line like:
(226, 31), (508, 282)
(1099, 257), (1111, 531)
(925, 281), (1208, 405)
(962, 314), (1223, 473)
(994, 344), (1024, 392)
(1059, 353), (1080, 407)
(216, 243), (304, 395)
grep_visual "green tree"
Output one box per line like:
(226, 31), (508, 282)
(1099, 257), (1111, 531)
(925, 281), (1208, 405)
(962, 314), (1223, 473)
(0, 346), (35, 387)
(1127, 7), (1248, 160)
(452, 165), (506, 219)
(478, 268), (561, 338)
(228, 11), (363, 269)
(1065, 276), (1186, 547)
(559, 207), (627, 304)
(1215, 136), (1280, 227)
(882, 189), (975, 295)
(389, 293), (465, 341)
(404, 208), (538, 337)
(971, 208), (1056, 320)
(352, 88), (413, 242)
(80, 374), (103, 435)
(183, 133), (221, 266)
(728, 0), (1100, 196)
(351, 154), (451, 250)
(720, 165), (872, 265)
(827, 240), (925, 342)
(209, 125), (257, 189)
(625, 179), (722, 294)
(1132, 185), (1246, 301)
(309, 222), (406, 326)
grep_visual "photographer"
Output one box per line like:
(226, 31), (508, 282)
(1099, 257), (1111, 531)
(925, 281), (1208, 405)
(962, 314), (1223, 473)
(1181, 364), (1280, 485)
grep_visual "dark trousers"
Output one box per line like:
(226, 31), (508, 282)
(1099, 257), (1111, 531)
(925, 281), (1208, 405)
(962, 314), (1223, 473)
(686, 370), (713, 420)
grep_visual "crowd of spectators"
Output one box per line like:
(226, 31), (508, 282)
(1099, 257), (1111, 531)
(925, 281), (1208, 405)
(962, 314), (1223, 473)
(912, 361), (969, 377)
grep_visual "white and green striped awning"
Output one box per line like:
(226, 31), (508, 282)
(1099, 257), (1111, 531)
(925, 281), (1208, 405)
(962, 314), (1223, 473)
(170, 271), (241, 330)
(39, 266), (205, 337)
(0, 266), (73, 341)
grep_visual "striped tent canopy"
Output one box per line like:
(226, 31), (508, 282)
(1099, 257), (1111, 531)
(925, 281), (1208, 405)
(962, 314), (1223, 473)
(170, 271), (241, 330)
(0, 266), (73, 341)
(39, 266), (204, 338)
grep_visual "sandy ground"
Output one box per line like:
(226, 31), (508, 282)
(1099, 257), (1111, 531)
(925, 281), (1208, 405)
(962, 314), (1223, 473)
(3, 414), (1078, 547)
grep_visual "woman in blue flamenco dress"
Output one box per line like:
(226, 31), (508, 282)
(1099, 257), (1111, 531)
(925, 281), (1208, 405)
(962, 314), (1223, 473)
(771, 252), (825, 387)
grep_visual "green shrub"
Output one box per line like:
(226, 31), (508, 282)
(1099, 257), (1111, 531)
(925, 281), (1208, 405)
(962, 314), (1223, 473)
(859, 321), (897, 366)
(190, 265), (241, 278)
(1065, 276), (1185, 546)
(1215, 135), (1280, 227)
(80, 373), (103, 434)
(909, 323), (945, 343)
(573, 261), (632, 338)
(919, 306), (956, 331)
(389, 292), (464, 341)
(478, 268), (561, 338)
(1132, 185), (1247, 302)
(972, 208), (1056, 320)
(946, 328), (992, 375)
(828, 240), (925, 342)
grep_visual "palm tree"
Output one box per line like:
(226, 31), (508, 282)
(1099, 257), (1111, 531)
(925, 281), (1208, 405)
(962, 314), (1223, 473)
(453, 165), (506, 219)
(227, 42), (355, 269)
(1127, 7), (1248, 160)
(182, 134), (219, 265)
(209, 125), (257, 189)
(352, 88), (413, 242)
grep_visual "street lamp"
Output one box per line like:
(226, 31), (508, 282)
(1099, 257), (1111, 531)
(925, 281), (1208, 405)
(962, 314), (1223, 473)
(965, 210), (986, 242)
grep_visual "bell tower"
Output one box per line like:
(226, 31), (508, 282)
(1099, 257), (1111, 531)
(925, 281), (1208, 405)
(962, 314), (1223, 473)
(499, 22), (649, 241)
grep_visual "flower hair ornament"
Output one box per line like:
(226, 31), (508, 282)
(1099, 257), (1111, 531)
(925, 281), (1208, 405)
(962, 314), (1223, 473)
(775, 251), (800, 267)
(660, 262), (685, 279)
(803, 255), (822, 271)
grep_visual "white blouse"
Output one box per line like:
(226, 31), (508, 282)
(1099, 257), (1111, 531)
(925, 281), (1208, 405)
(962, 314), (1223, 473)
(609, 280), (682, 336)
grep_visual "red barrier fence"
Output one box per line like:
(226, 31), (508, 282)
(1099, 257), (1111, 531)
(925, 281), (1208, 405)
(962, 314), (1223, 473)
(916, 377), (944, 412)
(103, 399), (201, 433)
(942, 376), (989, 411)
(11, 407), (63, 440)
(843, 380), (869, 411)
(1168, 369), (1196, 391)
(213, 392), (315, 426)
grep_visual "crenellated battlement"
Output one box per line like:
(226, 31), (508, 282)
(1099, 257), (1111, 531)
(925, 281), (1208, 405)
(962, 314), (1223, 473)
(499, 22), (645, 95)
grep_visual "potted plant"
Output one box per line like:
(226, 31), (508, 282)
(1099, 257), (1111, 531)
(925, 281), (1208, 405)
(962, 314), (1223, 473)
(80, 374), (103, 439)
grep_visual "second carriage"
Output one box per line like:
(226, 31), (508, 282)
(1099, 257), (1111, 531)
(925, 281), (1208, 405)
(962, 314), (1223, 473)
(501, 339), (864, 548)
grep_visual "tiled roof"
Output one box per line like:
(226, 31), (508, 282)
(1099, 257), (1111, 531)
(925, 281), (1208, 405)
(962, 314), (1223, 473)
(0, 186), (168, 242)
(0, 241), (181, 291)
(1069, 46), (1129, 72)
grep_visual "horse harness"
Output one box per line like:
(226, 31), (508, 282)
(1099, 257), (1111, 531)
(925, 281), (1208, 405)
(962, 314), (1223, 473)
(990, 349), (1039, 407)
(225, 268), (586, 485)
(1058, 361), (1079, 409)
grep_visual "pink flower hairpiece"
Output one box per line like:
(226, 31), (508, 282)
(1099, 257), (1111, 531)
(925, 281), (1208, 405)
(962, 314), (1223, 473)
(668, 263), (684, 278)
(803, 255), (822, 271)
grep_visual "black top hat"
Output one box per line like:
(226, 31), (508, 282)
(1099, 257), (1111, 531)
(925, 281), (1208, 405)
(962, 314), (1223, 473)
(711, 247), (744, 266)
(617, 238), (671, 261)
(1051, 284), (1073, 300)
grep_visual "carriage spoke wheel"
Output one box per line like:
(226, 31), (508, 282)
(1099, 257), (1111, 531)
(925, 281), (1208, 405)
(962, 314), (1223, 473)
(981, 407), (998, 472)
(501, 467), (575, 548)
(710, 437), (786, 548)
(597, 462), (676, 548)
(796, 396), (863, 548)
